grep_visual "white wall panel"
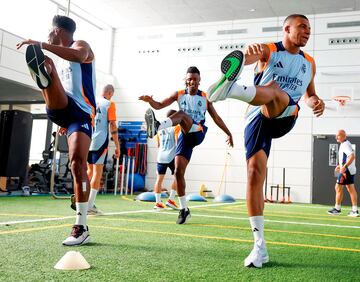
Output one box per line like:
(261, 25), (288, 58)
(113, 11), (360, 204)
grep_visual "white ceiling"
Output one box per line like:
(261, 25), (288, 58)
(70, 0), (360, 28)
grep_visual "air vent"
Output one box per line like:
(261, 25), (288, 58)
(327, 21), (360, 28)
(219, 43), (245, 51)
(329, 37), (359, 45)
(176, 32), (204, 38)
(177, 46), (202, 52)
(138, 49), (160, 54)
(217, 29), (247, 35)
(262, 26), (282, 32)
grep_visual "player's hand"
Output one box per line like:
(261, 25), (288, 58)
(16, 39), (41, 49)
(58, 127), (68, 136)
(114, 147), (120, 159)
(313, 98), (325, 117)
(226, 134), (234, 147)
(340, 166), (346, 174)
(138, 95), (153, 103)
(245, 43), (264, 56)
(335, 165), (340, 172)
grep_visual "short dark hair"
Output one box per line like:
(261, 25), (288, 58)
(283, 14), (309, 25)
(187, 66), (200, 75)
(103, 84), (114, 93)
(52, 15), (76, 33)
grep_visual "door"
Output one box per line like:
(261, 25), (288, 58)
(312, 135), (360, 205)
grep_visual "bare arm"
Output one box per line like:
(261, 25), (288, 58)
(244, 43), (270, 66)
(340, 153), (355, 173)
(303, 62), (325, 117)
(109, 120), (120, 158)
(138, 91), (178, 110)
(207, 102), (233, 147)
(16, 39), (93, 63)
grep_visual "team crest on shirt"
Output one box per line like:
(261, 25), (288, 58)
(301, 64), (306, 74)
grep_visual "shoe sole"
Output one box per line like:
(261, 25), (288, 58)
(25, 44), (51, 89)
(348, 214), (359, 217)
(62, 234), (91, 246)
(154, 206), (166, 210)
(327, 212), (341, 215)
(166, 202), (179, 210)
(176, 213), (191, 224)
(208, 50), (245, 101)
(145, 108), (157, 138)
(244, 255), (269, 268)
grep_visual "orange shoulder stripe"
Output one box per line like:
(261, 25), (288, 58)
(177, 89), (185, 100)
(304, 52), (315, 78)
(256, 43), (277, 73)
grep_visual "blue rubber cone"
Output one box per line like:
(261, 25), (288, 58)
(186, 193), (207, 202)
(213, 194), (236, 203)
(135, 192), (156, 202)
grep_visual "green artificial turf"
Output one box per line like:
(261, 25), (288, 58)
(0, 195), (359, 281)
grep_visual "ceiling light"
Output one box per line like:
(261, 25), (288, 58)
(249, 8), (256, 12)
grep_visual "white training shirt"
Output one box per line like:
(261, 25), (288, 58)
(339, 140), (356, 175)
(156, 125), (180, 164)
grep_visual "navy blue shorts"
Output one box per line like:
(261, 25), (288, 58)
(245, 101), (299, 160)
(157, 159), (175, 175)
(337, 170), (355, 185)
(175, 126), (207, 161)
(88, 139), (109, 165)
(46, 96), (92, 138)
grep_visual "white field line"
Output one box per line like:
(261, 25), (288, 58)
(0, 202), (237, 226)
(1, 201), (359, 230)
(155, 211), (360, 229)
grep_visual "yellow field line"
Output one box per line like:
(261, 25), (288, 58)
(198, 208), (360, 223)
(0, 224), (71, 235)
(121, 196), (135, 202)
(91, 224), (360, 253)
(1, 221), (359, 253)
(92, 217), (360, 240)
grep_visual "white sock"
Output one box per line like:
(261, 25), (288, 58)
(75, 202), (88, 227)
(158, 118), (173, 131)
(155, 193), (161, 203)
(88, 189), (98, 209)
(335, 204), (341, 210)
(169, 189), (176, 200)
(249, 216), (265, 246)
(179, 196), (187, 210)
(352, 205), (358, 212)
(227, 82), (256, 103)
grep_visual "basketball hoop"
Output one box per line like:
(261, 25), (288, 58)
(332, 95), (351, 107)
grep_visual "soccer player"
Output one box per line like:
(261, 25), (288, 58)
(207, 14), (325, 267)
(153, 109), (180, 210)
(139, 66), (233, 224)
(17, 15), (96, 246)
(328, 129), (358, 217)
(87, 84), (120, 214)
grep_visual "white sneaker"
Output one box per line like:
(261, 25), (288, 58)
(62, 225), (91, 246)
(348, 210), (359, 217)
(207, 50), (245, 103)
(244, 241), (269, 268)
(87, 206), (103, 215)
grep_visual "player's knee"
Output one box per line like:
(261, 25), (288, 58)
(70, 158), (87, 178)
(174, 167), (185, 179)
(247, 164), (263, 184)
